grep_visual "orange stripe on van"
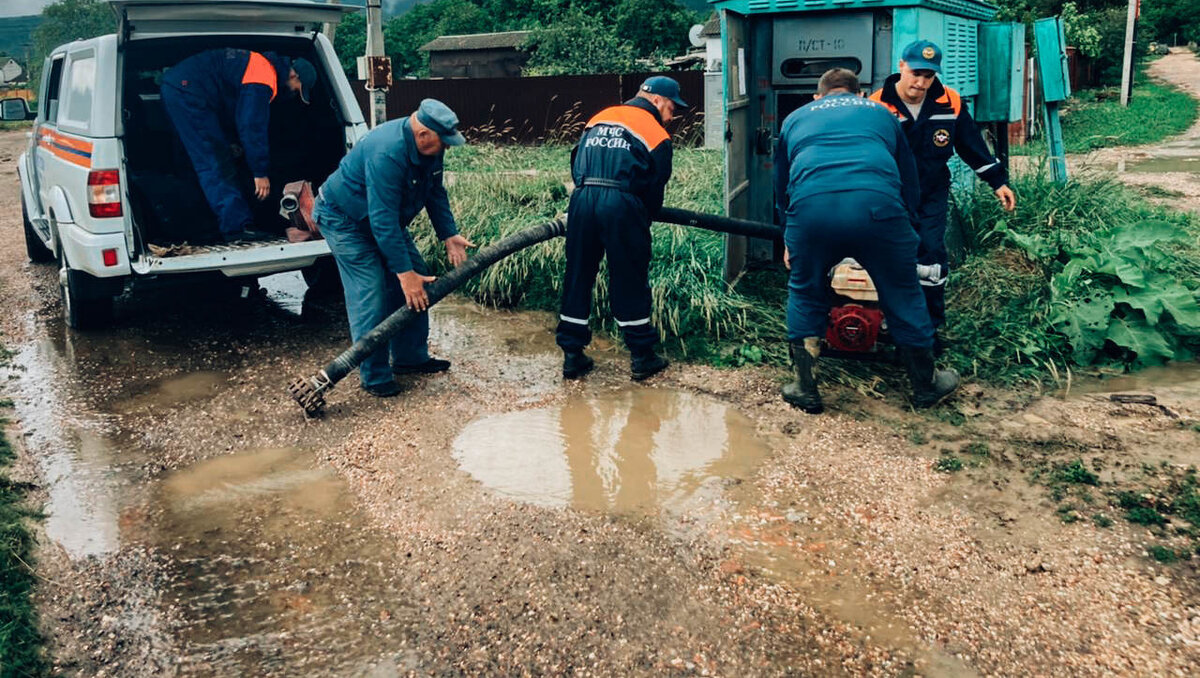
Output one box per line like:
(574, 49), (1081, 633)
(37, 128), (93, 168)
(241, 51), (278, 102)
(586, 105), (668, 150)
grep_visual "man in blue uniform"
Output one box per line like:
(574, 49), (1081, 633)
(774, 68), (959, 413)
(312, 99), (476, 398)
(160, 48), (317, 242)
(555, 76), (684, 381)
(870, 40), (1016, 336)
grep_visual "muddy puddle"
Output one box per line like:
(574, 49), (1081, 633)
(135, 446), (416, 675)
(1061, 362), (1200, 400)
(452, 389), (770, 515)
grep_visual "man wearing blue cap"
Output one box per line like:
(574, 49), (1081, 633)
(870, 40), (1016, 343)
(161, 49), (317, 242)
(555, 76), (686, 381)
(776, 68), (959, 413)
(312, 99), (476, 397)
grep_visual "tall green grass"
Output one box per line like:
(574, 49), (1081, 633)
(415, 144), (788, 363)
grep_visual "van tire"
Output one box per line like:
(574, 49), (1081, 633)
(59, 250), (115, 330)
(22, 194), (54, 263)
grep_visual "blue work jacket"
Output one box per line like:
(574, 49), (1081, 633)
(161, 48), (291, 178)
(870, 74), (1008, 203)
(774, 92), (920, 222)
(319, 117), (458, 274)
(570, 97), (673, 216)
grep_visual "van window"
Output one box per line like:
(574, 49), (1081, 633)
(42, 56), (65, 123)
(61, 51), (96, 129)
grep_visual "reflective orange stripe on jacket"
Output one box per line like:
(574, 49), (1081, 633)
(935, 87), (963, 115)
(241, 51), (277, 102)
(586, 105), (668, 151)
(867, 89), (901, 117)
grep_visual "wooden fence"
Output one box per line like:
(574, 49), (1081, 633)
(348, 70), (705, 145)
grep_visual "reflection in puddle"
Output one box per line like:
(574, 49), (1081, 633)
(1119, 157), (1200, 173)
(147, 447), (407, 673)
(453, 390), (769, 514)
(111, 371), (227, 414)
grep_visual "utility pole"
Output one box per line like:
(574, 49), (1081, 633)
(1119, 0), (1138, 107)
(359, 0), (392, 127)
(322, 0), (339, 45)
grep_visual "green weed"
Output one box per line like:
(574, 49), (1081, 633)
(1126, 506), (1168, 526)
(1093, 513), (1114, 528)
(0, 399), (48, 675)
(1055, 459), (1100, 486)
(963, 442), (990, 456)
(934, 456), (964, 473)
(1149, 545), (1180, 563)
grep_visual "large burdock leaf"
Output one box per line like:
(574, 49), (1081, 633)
(1052, 292), (1115, 362)
(1106, 317), (1176, 364)
(1159, 286), (1200, 333)
(1109, 220), (1185, 249)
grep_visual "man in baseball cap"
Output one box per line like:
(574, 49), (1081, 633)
(868, 40), (1016, 354)
(311, 98), (475, 397)
(639, 75), (689, 110)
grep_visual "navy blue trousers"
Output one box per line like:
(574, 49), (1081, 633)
(915, 189), (951, 327)
(160, 83), (254, 238)
(313, 197), (431, 389)
(556, 187), (658, 353)
(785, 189), (933, 349)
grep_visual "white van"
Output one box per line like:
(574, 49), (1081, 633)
(5, 0), (366, 328)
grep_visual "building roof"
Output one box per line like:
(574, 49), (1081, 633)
(419, 30), (533, 53)
(701, 12), (720, 37)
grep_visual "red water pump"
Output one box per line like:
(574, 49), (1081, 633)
(825, 259), (887, 354)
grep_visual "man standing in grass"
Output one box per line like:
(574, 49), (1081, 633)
(870, 40), (1017, 342)
(312, 99), (476, 398)
(776, 68), (959, 413)
(555, 76), (685, 381)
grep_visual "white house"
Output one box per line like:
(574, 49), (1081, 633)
(0, 58), (24, 84)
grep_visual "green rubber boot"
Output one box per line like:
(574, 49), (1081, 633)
(782, 337), (823, 414)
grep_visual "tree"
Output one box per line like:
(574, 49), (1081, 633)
(523, 10), (638, 76)
(1142, 0), (1200, 45)
(29, 0), (115, 89)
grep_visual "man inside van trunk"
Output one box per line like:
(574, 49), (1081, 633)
(160, 48), (317, 243)
(312, 99), (476, 398)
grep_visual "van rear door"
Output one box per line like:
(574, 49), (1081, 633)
(111, 0), (353, 40)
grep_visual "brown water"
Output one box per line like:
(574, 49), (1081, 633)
(452, 389), (770, 515)
(143, 447), (417, 675)
(1061, 362), (1200, 399)
(1121, 156), (1200, 173)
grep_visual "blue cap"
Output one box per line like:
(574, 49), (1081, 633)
(640, 76), (688, 109)
(291, 58), (317, 104)
(416, 98), (466, 146)
(901, 40), (942, 73)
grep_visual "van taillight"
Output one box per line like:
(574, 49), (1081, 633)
(87, 170), (122, 218)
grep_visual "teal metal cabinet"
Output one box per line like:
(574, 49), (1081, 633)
(976, 22), (1025, 122)
(1033, 16), (1071, 102)
(710, 0), (999, 277)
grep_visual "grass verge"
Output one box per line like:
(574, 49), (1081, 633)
(0, 342), (47, 675)
(1017, 68), (1198, 155)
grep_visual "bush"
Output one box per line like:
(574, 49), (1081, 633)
(948, 170), (1200, 384)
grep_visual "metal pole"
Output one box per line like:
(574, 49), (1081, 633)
(366, 0), (388, 127)
(322, 0), (339, 44)
(1119, 0), (1138, 107)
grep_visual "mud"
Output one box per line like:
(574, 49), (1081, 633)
(2, 118), (1200, 677)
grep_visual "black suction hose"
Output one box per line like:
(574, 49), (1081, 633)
(289, 208), (775, 416)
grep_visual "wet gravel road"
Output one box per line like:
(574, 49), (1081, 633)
(3, 129), (1200, 677)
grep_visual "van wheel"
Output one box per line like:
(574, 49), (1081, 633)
(59, 250), (114, 330)
(22, 194), (54, 263)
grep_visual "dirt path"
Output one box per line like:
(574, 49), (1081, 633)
(1070, 48), (1200, 211)
(2, 128), (1199, 677)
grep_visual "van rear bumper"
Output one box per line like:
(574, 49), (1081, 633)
(130, 238), (331, 277)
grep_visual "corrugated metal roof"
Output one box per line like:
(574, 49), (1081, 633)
(419, 30), (533, 52)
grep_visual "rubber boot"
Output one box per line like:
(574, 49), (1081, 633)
(630, 349), (669, 381)
(782, 337), (823, 414)
(898, 346), (960, 408)
(562, 350), (594, 379)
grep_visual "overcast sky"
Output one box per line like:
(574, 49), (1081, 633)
(0, 0), (53, 18)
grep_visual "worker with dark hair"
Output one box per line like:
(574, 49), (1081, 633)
(312, 99), (476, 398)
(870, 40), (1016, 339)
(774, 67), (959, 413)
(160, 48), (317, 242)
(555, 76), (685, 381)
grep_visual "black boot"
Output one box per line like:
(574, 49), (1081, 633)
(562, 350), (594, 379)
(898, 346), (960, 408)
(782, 338), (823, 414)
(630, 349), (669, 381)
